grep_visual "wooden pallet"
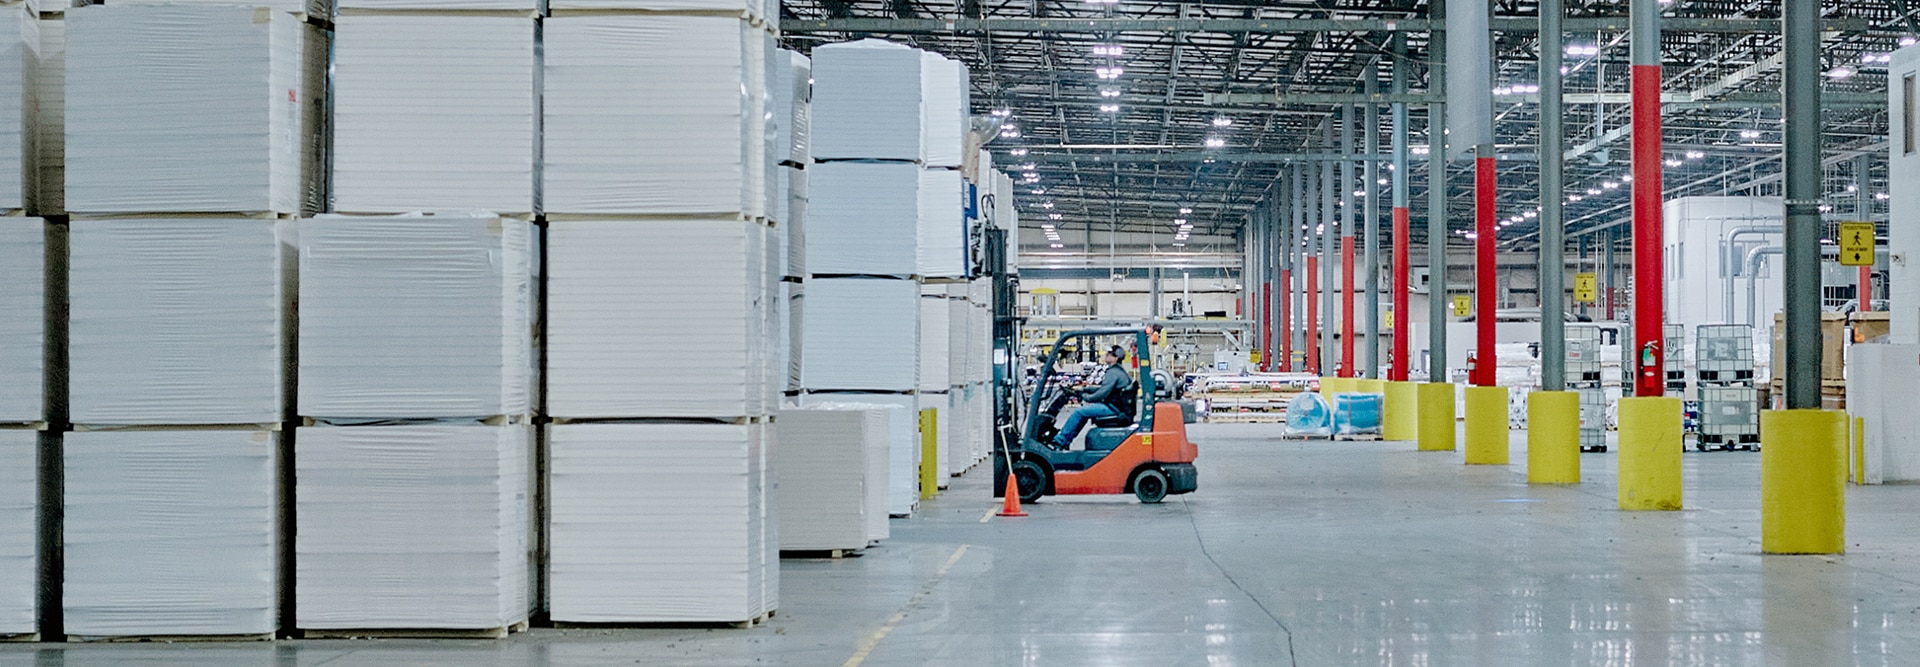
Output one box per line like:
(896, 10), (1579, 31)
(552, 613), (770, 631)
(66, 633), (274, 643)
(0, 633), (40, 643)
(302, 620), (528, 640)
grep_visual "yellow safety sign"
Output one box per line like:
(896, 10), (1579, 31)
(1248, 350), (1262, 364)
(1838, 221), (1875, 266)
(1384, 310), (1394, 328)
(1452, 295), (1471, 318)
(1573, 272), (1598, 303)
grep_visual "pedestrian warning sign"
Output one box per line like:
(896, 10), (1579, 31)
(1573, 273), (1598, 303)
(1452, 295), (1471, 318)
(1839, 221), (1874, 266)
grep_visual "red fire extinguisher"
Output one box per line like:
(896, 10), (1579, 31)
(1466, 351), (1478, 386)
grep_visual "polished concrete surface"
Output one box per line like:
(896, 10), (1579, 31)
(7, 422), (1920, 666)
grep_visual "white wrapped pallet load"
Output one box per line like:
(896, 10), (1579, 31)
(332, 16), (536, 215)
(338, 0), (526, 11)
(775, 406), (886, 552)
(66, 5), (314, 215)
(547, 220), (774, 419)
(27, 12), (58, 216)
(800, 278), (918, 392)
(298, 214), (532, 420)
(64, 430), (277, 638)
(947, 285), (968, 390)
(0, 7), (24, 212)
(917, 169), (966, 278)
(799, 393), (909, 523)
(295, 424), (532, 632)
(810, 39), (921, 162)
(0, 219), (42, 423)
(69, 220), (286, 426)
(786, 281), (803, 392)
(783, 167), (808, 278)
(548, 422), (768, 623)
(543, 15), (768, 218)
(0, 430), (33, 636)
(547, 0), (767, 21)
(773, 50), (810, 167)
(918, 289), (950, 391)
(918, 52), (967, 169)
(806, 161), (918, 276)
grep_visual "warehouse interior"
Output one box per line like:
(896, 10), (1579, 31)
(3, 0), (1920, 664)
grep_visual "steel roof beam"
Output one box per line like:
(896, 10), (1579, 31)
(780, 17), (1879, 35)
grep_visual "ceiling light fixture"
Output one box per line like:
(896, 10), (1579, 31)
(1009, 148), (1028, 156)
(1826, 65), (1857, 79)
(1203, 137), (1226, 148)
(1099, 104), (1120, 113)
(1095, 66), (1124, 80)
(1091, 44), (1124, 57)
(1211, 117), (1232, 127)
(1099, 89), (1121, 98)
(1685, 150), (1705, 159)
(1179, 207), (1193, 214)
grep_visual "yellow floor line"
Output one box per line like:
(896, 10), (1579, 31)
(841, 544), (970, 667)
(978, 507), (996, 523)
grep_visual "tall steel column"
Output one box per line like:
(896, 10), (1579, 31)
(1257, 207), (1271, 370)
(1390, 34), (1411, 382)
(1270, 202), (1285, 370)
(1781, 0), (1821, 409)
(1473, 148), (1496, 386)
(1341, 106), (1359, 377)
(1307, 140), (1323, 374)
(1630, 0), (1665, 397)
(1539, 0), (1566, 391)
(1280, 172), (1295, 371)
(1322, 120), (1339, 376)
(1427, 8), (1449, 380)
(1287, 167), (1305, 369)
(1364, 72), (1383, 379)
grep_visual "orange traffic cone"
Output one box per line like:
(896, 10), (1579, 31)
(997, 475), (1028, 517)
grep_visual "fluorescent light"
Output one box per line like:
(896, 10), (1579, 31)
(1000, 128), (1021, 138)
(1685, 150), (1705, 159)
(1566, 44), (1600, 56)
(1041, 201), (1054, 209)
(1602, 181), (1620, 189)
(1099, 89), (1121, 98)
(1095, 66), (1124, 80)
(1826, 66), (1856, 79)
(1050, 243), (1064, 248)
(991, 109), (1011, 117)
(1875, 192), (1890, 201)
(1173, 218), (1186, 224)
(1172, 242), (1186, 247)
(1570, 195), (1583, 202)
(1009, 148), (1028, 156)
(1203, 137), (1226, 148)
(1739, 129), (1762, 139)
(1092, 44), (1124, 57)
(1178, 207), (1192, 214)
(1019, 163), (1036, 171)
(1523, 210), (1537, 218)
(1586, 188), (1601, 195)
(1902, 36), (1918, 47)
(1411, 145), (1430, 156)
(1099, 104), (1119, 113)
(1664, 158), (1683, 167)
(1047, 213), (1062, 220)
(1211, 117), (1232, 127)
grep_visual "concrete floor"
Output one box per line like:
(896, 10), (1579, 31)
(7, 422), (1920, 666)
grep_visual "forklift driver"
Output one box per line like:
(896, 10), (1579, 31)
(1050, 346), (1137, 449)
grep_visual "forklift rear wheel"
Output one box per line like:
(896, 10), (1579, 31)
(1132, 468), (1169, 504)
(1011, 460), (1047, 503)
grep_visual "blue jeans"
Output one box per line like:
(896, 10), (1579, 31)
(1054, 403), (1124, 448)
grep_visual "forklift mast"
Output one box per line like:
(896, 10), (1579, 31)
(984, 227), (1022, 436)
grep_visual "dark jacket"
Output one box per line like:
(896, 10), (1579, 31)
(1081, 363), (1135, 408)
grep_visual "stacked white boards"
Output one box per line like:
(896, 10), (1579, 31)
(773, 50), (810, 396)
(775, 405), (888, 552)
(542, 5), (780, 625)
(0, 218), (40, 639)
(804, 38), (930, 516)
(293, 214), (535, 635)
(58, 3), (323, 638)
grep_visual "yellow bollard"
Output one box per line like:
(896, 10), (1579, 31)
(1463, 386), (1510, 465)
(1761, 409), (1847, 554)
(1416, 382), (1456, 452)
(1353, 379), (1385, 395)
(1318, 376), (1346, 396)
(1526, 391), (1581, 484)
(1383, 382), (1419, 441)
(919, 408), (938, 500)
(1851, 416), (1866, 485)
(1616, 397), (1683, 511)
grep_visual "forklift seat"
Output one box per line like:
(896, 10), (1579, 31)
(1085, 425), (1136, 452)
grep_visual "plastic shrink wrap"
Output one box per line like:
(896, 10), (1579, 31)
(799, 394), (908, 524)
(69, 220), (286, 425)
(916, 169), (966, 278)
(805, 161), (918, 276)
(299, 214), (533, 420)
(800, 278), (917, 392)
(918, 52), (967, 169)
(64, 430), (277, 637)
(0, 218), (42, 423)
(331, 16), (536, 214)
(776, 406), (886, 551)
(546, 220), (775, 419)
(296, 424), (532, 630)
(810, 39), (921, 162)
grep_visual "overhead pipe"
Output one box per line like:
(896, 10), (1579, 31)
(1743, 245), (1842, 331)
(1719, 225), (1783, 323)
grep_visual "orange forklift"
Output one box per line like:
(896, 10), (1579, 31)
(994, 328), (1198, 504)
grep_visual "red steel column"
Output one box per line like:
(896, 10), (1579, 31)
(1340, 236), (1357, 377)
(1630, 59), (1664, 397)
(1280, 268), (1294, 371)
(1474, 151), (1496, 386)
(1306, 255), (1320, 374)
(1859, 266), (1872, 313)
(1261, 285), (1272, 371)
(1391, 208), (1410, 381)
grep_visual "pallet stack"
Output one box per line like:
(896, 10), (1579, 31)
(541, 2), (779, 625)
(917, 50), (967, 489)
(776, 405), (888, 554)
(773, 49), (810, 398)
(803, 38), (924, 519)
(294, 215), (536, 636)
(0, 217), (41, 640)
(60, 3), (321, 639)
